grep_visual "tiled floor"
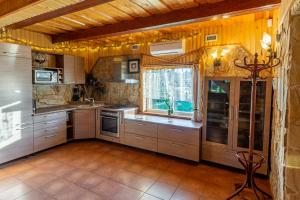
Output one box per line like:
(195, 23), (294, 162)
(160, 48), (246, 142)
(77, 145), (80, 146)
(0, 141), (271, 200)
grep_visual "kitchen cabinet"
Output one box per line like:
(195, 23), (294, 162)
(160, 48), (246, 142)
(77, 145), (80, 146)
(158, 124), (200, 162)
(0, 42), (33, 164)
(124, 117), (201, 162)
(73, 109), (96, 139)
(124, 120), (158, 152)
(33, 111), (67, 152)
(202, 77), (272, 174)
(64, 55), (85, 84)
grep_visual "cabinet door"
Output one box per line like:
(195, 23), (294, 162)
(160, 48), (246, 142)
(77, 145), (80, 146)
(233, 78), (272, 152)
(203, 78), (234, 147)
(64, 55), (75, 84)
(75, 57), (85, 84)
(73, 110), (96, 139)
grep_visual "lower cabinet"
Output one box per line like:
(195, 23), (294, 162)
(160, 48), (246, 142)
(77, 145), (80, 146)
(124, 132), (157, 152)
(124, 119), (201, 162)
(33, 111), (67, 152)
(0, 122), (34, 164)
(158, 125), (200, 162)
(73, 109), (96, 139)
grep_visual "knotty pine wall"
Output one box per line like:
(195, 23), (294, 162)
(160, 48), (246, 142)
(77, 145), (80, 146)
(0, 9), (278, 73)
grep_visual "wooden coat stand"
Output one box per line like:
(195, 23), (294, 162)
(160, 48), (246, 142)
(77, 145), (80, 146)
(227, 53), (280, 200)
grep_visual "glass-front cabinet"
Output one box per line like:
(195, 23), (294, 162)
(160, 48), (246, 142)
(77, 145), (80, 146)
(202, 77), (272, 175)
(204, 79), (234, 147)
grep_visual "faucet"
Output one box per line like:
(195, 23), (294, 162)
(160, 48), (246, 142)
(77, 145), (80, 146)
(85, 98), (95, 106)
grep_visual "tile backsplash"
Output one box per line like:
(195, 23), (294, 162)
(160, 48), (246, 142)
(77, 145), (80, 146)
(33, 84), (73, 108)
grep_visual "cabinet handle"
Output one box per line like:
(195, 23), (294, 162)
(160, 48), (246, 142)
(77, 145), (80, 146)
(235, 107), (239, 120)
(171, 142), (184, 147)
(45, 134), (56, 138)
(135, 135), (144, 140)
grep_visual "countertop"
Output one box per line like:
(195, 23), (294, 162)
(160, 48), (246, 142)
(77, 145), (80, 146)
(124, 114), (202, 129)
(33, 104), (104, 115)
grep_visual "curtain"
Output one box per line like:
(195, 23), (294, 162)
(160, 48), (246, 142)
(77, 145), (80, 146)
(192, 64), (202, 122)
(143, 67), (193, 114)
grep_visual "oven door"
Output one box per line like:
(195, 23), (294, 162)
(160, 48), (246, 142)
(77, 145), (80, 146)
(100, 116), (119, 137)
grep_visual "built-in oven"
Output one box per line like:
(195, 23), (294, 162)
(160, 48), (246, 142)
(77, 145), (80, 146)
(100, 110), (120, 138)
(33, 69), (58, 84)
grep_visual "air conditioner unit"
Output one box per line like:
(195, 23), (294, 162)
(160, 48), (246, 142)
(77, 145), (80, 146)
(150, 40), (185, 56)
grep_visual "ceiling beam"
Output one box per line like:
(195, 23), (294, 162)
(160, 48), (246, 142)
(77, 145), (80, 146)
(0, 0), (42, 18)
(52, 0), (280, 43)
(7, 0), (114, 29)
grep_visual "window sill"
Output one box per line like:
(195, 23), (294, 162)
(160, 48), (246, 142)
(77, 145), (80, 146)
(142, 112), (192, 120)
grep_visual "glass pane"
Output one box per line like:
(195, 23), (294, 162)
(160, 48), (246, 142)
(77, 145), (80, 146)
(102, 117), (118, 133)
(206, 80), (230, 144)
(143, 68), (193, 115)
(237, 81), (266, 151)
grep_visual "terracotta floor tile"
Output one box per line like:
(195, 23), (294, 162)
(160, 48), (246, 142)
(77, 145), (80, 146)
(111, 169), (137, 185)
(95, 163), (116, 178)
(112, 184), (143, 200)
(91, 179), (124, 199)
(140, 167), (163, 179)
(140, 194), (163, 200)
(157, 172), (183, 186)
(19, 172), (58, 189)
(0, 177), (23, 193)
(40, 178), (80, 196)
(146, 181), (177, 200)
(126, 162), (146, 173)
(0, 182), (33, 200)
(127, 174), (156, 192)
(170, 189), (201, 200)
(0, 141), (271, 200)
(15, 190), (53, 200)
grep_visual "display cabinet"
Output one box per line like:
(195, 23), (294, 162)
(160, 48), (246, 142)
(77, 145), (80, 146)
(202, 77), (272, 174)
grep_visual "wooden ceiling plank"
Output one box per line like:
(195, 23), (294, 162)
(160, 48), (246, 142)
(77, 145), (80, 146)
(7, 0), (115, 29)
(0, 0), (43, 18)
(52, 0), (280, 43)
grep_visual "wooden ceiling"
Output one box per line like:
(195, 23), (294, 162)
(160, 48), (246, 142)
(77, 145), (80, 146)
(1, 0), (280, 43)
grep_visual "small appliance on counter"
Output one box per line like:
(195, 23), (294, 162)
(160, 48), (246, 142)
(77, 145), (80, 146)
(72, 86), (83, 101)
(33, 69), (58, 84)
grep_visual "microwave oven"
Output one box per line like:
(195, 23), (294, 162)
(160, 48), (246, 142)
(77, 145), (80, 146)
(33, 69), (58, 84)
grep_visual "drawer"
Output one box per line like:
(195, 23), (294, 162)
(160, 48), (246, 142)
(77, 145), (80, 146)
(158, 139), (199, 161)
(125, 120), (158, 138)
(34, 119), (66, 131)
(34, 111), (66, 123)
(34, 130), (66, 152)
(158, 125), (199, 146)
(124, 132), (157, 152)
(34, 125), (66, 138)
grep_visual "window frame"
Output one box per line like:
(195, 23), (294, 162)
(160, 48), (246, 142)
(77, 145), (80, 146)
(142, 67), (194, 118)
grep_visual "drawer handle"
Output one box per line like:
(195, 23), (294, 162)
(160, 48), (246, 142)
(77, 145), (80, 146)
(170, 128), (184, 133)
(45, 134), (56, 138)
(171, 142), (184, 147)
(135, 136), (144, 140)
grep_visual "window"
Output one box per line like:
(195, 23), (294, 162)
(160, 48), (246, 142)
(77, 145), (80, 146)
(143, 68), (193, 117)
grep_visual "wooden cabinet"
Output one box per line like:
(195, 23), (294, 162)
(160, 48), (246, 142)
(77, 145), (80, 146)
(73, 109), (96, 139)
(158, 124), (200, 162)
(0, 42), (33, 164)
(124, 118), (201, 162)
(124, 120), (158, 151)
(33, 112), (67, 152)
(64, 55), (85, 84)
(202, 77), (272, 174)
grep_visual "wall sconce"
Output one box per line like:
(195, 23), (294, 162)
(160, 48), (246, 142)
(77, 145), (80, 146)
(211, 48), (230, 67)
(260, 32), (272, 51)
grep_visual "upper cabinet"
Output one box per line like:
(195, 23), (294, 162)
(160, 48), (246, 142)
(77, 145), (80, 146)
(64, 55), (85, 84)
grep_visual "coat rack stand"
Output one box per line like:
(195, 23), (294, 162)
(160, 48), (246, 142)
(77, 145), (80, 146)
(227, 53), (280, 200)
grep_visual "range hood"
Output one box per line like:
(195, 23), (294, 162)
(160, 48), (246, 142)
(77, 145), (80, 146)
(111, 56), (139, 83)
